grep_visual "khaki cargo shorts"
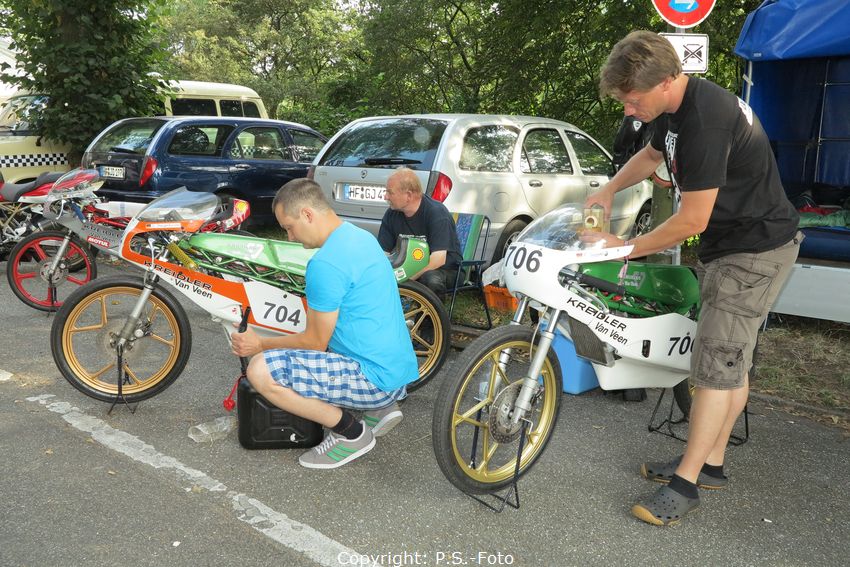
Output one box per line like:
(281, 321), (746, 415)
(691, 232), (803, 390)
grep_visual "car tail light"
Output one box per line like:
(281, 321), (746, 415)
(307, 165), (316, 180)
(431, 172), (453, 202)
(139, 156), (158, 187)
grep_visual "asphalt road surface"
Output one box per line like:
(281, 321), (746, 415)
(1, 259), (848, 566)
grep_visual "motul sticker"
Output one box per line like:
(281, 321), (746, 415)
(86, 236), (112, 249)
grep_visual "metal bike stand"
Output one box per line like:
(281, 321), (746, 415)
(465, 420), (528, 513)
(108, 344), (138, 415)
(648, 388), (749, 446)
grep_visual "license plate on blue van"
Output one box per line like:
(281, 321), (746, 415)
(342, 183), (385, 202)
(100, 166), (125, 179)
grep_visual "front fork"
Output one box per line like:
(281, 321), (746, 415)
(493, 296), (560, 426)
(510, 308), (560, 425)
(46, 234), (73, 274)
(114, 238), (168, 348)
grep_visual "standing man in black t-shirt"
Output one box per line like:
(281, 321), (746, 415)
(378, 167), (462, 297)
(586, 31), (801, 526)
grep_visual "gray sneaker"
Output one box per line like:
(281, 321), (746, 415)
(298, 421), (375, 469)
(363, 402), (403, 437)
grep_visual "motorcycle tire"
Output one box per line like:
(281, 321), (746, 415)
(398, 280), (450, 392)
(51, 275), (192, 403)
(7, 230), (97, 312)
(432, 324), (562, 494)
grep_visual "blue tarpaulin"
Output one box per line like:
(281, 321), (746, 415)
(734, 0), (850, 194)
(735, 0), (850, 61)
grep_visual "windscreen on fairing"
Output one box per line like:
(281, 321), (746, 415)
(136, 187), (220, 222)
(515, 204), (622, 251)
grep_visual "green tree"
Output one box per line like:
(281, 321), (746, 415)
(158, 0), (366, 133)
(0, 0), (170, 163)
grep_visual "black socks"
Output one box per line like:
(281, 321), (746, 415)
(332, 410), (363, 439)
(702, 462), (726, 479)
(669, 474), (699, 499)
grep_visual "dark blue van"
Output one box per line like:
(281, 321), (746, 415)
(81, 116), (327, 226)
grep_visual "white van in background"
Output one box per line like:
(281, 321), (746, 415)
(0, 80), (268, 184)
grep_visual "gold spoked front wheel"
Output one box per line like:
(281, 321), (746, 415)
(432, 325), (562, 494)
(50, 275), (192, 403)
(398, 280), (450, 392)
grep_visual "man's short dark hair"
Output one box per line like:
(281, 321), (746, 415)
(273, 178), (331, 217)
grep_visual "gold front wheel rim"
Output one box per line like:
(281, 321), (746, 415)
(61, 286), (182, 396)
(449, 338), (559, 484)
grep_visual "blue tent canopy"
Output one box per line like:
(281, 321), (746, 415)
(735, 0), (850, 61)
(734, 0), (850, 194)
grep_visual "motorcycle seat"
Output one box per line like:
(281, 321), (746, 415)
(0, 171), (65, 202)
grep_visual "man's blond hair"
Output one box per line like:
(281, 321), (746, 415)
(599, 31), (682, 95)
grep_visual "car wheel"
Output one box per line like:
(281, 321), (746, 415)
(491, 219), (528, 264)
(631, 201), (652, 238)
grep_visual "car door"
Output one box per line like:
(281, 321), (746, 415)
(156, 123), (235, 194)
(514, 126), (585, 216)
(225, 125), (305, 214)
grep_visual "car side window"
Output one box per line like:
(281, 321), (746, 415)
(520, 129), (573, 174)
(170, 98), (217, 116)
(233, 128), (289, 160)
(168, 125), (233, 156)
(220, 100), (243, 117)
(459, 125), (519, 172)
(289, 129), (325, 163)
(566, 131), (614, 176)
(243, 101), (262, 118)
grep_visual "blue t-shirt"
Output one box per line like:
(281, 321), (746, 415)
(305, 222), (418, 391)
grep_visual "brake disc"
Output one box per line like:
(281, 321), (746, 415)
(488, 382), (526, 443)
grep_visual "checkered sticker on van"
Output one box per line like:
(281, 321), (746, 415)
(0, 153), (68, 168)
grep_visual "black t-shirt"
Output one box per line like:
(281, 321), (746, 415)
(650, 77), (799, 263)
(378, 195), (462, 270)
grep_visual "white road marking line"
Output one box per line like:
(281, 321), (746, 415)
(0, 369), (13, 382)
(26, 394), (363, 567)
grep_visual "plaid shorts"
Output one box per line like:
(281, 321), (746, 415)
(262, 349), (406, 409)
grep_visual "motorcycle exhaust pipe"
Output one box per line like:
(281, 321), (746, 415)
(35, 218), (60, 231)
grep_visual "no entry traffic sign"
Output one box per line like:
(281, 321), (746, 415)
(652, 0), (716, 29)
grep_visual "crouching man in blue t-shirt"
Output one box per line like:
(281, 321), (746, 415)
(231, 178), (419, 469)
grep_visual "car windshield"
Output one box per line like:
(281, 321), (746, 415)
(136, 187), (219, 222)
(517, 203), (621, 251)
(319, 118), (448, 171)
(0, 94), (46, 133)
(90, 119), (166, 154)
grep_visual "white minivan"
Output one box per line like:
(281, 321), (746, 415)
(0, 80), (268, 184)
(310, 114), (653, 263)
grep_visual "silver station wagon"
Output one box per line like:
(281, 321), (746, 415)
(310, 114), (653, 263)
